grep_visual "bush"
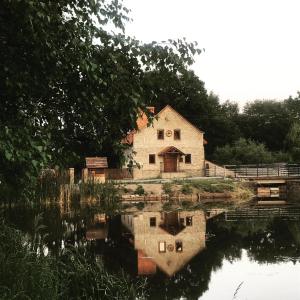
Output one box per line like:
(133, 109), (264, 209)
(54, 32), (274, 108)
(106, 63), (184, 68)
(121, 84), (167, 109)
(212, 138), (274, 165)
(181, 184), (193, 195)
(162, 182), (173, 195)
(134, 185), (145, 196)
(79, 182), (121, 213)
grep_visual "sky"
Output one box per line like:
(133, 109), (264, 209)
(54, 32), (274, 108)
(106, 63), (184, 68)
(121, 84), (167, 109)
(124, 0), (300, 106)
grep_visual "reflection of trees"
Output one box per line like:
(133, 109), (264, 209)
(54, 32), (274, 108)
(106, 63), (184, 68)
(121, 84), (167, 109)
(211, 218), (300, 264)
(146, 224), (243, 300)
(4, 206), (300, 299)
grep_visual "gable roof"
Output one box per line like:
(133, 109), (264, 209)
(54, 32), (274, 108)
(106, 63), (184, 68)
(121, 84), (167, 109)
(158, 146), (185, 156)
(122, 105), (208, 145)
(156, 105), (204, 134)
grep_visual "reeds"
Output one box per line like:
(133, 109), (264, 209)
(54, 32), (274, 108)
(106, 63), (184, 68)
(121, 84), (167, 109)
(0, 218), (148, 299)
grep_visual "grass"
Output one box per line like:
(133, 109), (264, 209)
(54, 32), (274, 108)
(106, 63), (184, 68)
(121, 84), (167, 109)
(185, 179), (235, 193)
(36, 169), (70, 202)
(0, 217), (148, 300)
(79, 181), (122, 213)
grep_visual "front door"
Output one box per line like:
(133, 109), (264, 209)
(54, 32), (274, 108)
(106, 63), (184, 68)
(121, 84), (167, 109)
(164, 154), (177, 172)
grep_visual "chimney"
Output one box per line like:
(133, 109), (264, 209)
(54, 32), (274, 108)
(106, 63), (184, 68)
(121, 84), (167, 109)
(136, 107), (155, 130)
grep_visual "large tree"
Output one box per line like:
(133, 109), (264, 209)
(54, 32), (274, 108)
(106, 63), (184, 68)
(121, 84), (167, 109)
(0, 0), (201, 200)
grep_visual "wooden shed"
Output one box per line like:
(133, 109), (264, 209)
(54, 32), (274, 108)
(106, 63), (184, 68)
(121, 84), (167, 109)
(82, 157), (108, 183)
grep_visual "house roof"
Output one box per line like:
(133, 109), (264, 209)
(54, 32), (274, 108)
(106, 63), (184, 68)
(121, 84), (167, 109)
(158, 146), (185, 156)
(122, 105), (207, 145)
(85, 157), (108, 169)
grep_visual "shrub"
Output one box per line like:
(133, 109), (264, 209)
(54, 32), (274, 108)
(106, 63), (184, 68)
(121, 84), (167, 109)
(212, 138), (274, 165)
(181, 184), (193, 195)
(162, 182), (173, 195)
(162, 201), (173, 211)
(135, 202), (145, 210)
(134, 185), (145, 196)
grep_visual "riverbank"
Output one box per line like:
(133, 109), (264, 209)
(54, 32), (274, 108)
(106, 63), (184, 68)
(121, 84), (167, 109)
(118, 178), (254, 204)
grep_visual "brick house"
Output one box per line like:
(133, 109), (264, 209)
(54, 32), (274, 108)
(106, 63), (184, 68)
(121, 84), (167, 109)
(123, 105), (207, 179)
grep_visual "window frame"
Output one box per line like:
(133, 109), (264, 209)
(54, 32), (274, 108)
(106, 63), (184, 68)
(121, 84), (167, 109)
(157, 129), (164, 140)
(174, 129), (181, 140)
(149, 154), (156, 164)
(158, 241), (166, 253)
(175, 240), (183, 252)
(150, 217), (156, 227)
(185, 154), (192, 164)
(186, 216), (193, 226)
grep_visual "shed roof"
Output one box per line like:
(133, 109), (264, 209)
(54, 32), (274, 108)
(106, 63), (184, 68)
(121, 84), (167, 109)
(85, 157), (108, 169)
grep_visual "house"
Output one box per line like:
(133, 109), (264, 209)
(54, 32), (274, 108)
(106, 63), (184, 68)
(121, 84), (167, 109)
(82, 157), (108, 183)
(121, 210), (206, 276)
(123, 105), (207, 179)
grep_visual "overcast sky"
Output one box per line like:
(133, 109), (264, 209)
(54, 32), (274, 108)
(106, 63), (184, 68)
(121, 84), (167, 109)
(124, 0), (300, 106)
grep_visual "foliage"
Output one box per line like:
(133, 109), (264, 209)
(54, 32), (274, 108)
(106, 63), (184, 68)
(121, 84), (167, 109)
(36, 169), (70, 202)
(190, 179), (235, 193)
(0, 219), (147, 299)
(213, 138), (275, 165)
(162, 182), (173, 195)
(181, 184), (193, 195)
(0, 0), (202, 201)
(285, 121), (300, 161)
(162, 201), (173, 211)
(79, 182), (121, 212)
(133, 185), (145, 196)
(134, 202), (145, 210)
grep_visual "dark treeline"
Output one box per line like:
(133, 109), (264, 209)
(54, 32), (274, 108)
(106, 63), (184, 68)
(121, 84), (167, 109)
(144, 66), (300, 164)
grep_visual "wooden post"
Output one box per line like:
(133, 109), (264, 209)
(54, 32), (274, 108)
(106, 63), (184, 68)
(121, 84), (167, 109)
(82, 168), (88, 183)
(69, 168), (74, 185)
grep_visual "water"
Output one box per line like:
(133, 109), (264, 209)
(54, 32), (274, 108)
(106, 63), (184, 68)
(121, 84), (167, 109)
(3, 203), (300, 299)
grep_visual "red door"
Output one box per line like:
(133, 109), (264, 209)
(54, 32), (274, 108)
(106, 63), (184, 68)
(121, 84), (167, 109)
(164, 154), (177, 172)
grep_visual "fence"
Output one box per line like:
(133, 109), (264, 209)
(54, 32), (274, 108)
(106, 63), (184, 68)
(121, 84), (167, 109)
(224, 164), (300, 178)
(105, 168), (133, 180)
(225, 206), (300, 221)
(205, 160), (235, 177)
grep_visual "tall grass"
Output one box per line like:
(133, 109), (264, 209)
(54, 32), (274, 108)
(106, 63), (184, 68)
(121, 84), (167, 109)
(36, 169), (70, 202)
(79, 181), (121, 213)
(0, 218), (147, 299)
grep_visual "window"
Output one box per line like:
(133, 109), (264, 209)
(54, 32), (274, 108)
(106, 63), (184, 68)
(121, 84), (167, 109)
(180, 218), (184, 226)
(157, 129), (164, 140)
(185, 154), (191, 164)
(158, 241), (166, 253)
(149, 154), (156, 164)
(150, 217), (156, 227)
(186, 216), (193, 226)
(175, 240), (183, 252)
(174, 129), (181, 140)
(179, 156), (183, 163)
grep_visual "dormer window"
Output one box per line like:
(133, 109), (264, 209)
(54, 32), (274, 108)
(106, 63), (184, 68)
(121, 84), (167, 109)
(174, 129), (181, 140)
(157, 129), (164, 140)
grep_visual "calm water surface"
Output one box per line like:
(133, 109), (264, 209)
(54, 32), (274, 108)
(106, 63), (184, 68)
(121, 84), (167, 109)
(3, 203), (300, 300)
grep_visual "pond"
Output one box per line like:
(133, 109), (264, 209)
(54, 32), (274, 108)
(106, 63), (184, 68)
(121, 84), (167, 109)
(3, 203), (300, 300)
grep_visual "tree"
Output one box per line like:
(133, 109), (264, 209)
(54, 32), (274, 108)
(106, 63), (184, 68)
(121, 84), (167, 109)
(238, 100), (290, 151)
(0, 0), (201, 200)
(286, 122), (300, 162)
(212, 138), (274, 165)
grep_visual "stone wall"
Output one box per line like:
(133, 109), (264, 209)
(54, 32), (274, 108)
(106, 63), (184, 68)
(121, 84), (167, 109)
(128, 106), (205, 179)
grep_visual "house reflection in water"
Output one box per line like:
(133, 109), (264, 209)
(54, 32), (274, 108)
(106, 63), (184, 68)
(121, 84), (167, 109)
(121, 210), (206, 277)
